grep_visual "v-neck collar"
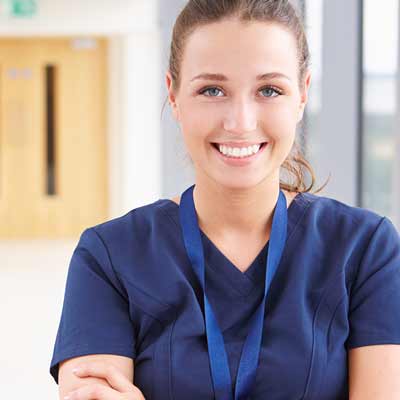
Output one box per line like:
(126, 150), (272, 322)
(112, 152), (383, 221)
(161, 191), (310, 297)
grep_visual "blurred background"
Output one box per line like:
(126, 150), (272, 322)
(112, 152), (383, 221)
(0, 0), (399, 397)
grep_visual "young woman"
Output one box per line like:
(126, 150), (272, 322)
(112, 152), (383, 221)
(51, 1), (400, 399)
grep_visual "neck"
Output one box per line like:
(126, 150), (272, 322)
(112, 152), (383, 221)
(192, 172), (284, 240)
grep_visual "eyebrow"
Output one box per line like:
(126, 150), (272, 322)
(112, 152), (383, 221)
(190, 72), (292, 82)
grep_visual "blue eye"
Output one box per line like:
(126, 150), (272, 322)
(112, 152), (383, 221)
(259, 86), (283, 98)
(199, 87), (224, 97)
(199, 85), (283, 98)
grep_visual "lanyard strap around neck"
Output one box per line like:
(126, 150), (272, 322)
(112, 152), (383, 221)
(179, 184), (288, 400)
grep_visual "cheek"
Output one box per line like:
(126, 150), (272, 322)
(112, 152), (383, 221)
(179, 107), (216, 143)
(181, 101), (221, 129)
(178, 117), (214, 161)
(180, 121), (209, 148)
(261, 105), (298, 139)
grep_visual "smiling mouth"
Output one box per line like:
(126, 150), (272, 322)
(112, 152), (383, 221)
(211, 142), (268, 150)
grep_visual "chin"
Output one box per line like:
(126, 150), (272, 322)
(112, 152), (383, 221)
(212, 174), (266, 190)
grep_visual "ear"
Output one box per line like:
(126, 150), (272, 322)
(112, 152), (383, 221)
(166, 70), (180, 121)
(297, 69), (312, 122)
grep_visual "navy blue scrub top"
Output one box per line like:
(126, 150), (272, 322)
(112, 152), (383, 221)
(49, 191), (400, 399)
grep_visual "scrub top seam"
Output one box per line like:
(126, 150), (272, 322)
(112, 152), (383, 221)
(348, 215), (386, 301)
(326, 293), (348, 353)
(114, 269), (177, 311)
(284, 193), (313, 243)
(128, 296), (174, 327)
(91, 227), (129, 300)
(302, 276), (328, 399)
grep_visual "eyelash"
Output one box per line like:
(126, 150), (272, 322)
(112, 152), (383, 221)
(198, 85), (283, 98)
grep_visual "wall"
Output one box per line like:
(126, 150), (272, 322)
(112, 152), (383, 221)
(0, 0), (157, 35)
(0, 1), (161, 398)
(159, 0), (195, 200)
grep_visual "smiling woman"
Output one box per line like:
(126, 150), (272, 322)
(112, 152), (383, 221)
(50, 1), (400, 399)
(162, 0), (326, 196)
(165, 17), (320, 194)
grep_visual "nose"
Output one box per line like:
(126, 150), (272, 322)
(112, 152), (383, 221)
(223, 97), (258, 133)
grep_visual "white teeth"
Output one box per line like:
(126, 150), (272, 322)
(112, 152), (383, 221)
(217, 143), (262, 158)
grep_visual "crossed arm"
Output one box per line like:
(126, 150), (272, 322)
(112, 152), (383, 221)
(58, 353), (144, 400)
(348, 344), (400, 399)
(57, 345), (400, 399)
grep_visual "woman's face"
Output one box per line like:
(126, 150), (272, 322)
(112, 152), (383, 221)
(166, 19), (311, 189)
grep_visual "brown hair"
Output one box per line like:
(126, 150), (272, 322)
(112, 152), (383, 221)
(161, 0), (330, 194)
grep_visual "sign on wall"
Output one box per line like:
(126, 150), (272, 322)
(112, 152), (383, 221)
(0, 0), (37, 17)
(12, 0), (37, 17)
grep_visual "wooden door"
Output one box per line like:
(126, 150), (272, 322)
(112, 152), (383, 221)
(0, 38), (108, 238)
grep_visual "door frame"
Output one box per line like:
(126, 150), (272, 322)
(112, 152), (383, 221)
(0, 0), (162, 219)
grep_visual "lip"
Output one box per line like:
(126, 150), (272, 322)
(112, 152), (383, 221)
(211, 141), (268, 167)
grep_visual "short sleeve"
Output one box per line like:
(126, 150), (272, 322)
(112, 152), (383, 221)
(49, 227), (136, 384)
(346, 216), (400, 349)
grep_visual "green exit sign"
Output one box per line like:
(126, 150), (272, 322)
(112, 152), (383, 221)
(11, 0), (37, 17)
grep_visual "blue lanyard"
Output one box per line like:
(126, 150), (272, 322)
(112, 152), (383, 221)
(179, 184), (288, 400)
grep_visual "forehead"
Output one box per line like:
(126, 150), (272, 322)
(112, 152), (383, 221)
(181, 19), (298, 81)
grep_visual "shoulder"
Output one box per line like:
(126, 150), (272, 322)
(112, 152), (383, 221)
(294, 192), (400, 289)
(301, 191), (384, 225)
(70, 198), (179, 285)
(73, 198), (177, 270)
(298, 191), (390, 245)
(85, 198), (176, 241)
